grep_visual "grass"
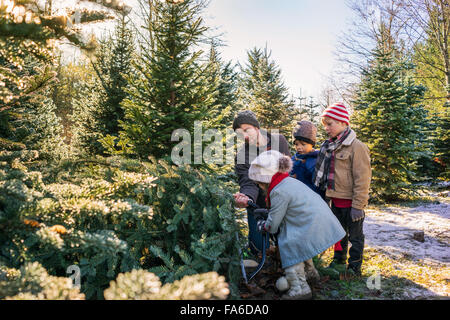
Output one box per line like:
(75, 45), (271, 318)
(313, 247), (449, 300)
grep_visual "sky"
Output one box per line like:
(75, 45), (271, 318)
(202, 0), (354, 99)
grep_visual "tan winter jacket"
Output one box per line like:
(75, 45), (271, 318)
(325, 129), (371, 210)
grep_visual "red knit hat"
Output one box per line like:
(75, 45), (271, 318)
(321, 103), (350, 125)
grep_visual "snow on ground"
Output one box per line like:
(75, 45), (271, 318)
(364, 202), (449, 265)
(364, 188), (450, 298)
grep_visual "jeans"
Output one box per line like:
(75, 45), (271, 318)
(331, 204), (365, 271)
(247, 208), (270, 254)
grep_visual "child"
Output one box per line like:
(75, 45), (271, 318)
(248, 150), (346, 300)
(313, 103), (371, 276)
(290, 121), (323, 198)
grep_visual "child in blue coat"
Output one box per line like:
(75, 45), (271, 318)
(290, 121), (324, 198)
(248, 150), (346, 299)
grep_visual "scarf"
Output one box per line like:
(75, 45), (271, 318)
(265, 172), (289, 208)
(313, 127), (351, 191)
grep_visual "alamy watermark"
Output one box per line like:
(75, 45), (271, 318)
(366, 272), (381, 290)
(171, 121), (282, 165)
(67, 265), (81, 289)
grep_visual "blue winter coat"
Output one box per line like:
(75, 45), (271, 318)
(291, 151), (320, 194)
(265, 177), (346, 269)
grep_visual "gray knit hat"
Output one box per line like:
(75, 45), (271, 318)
(292, 120), (317, 145)
(232, 110), (260, 131)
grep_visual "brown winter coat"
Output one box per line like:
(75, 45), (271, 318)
(325, 129), (371, 210)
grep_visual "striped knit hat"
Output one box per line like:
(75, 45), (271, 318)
(321, 103), (350, 125)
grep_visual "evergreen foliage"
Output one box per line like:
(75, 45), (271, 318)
(352, 45), (430, 201)
(0, 261), (229, 300)
(433, 104), (450, 179)
(119, 0), (220, 160)
(0, 0), (129, 105)
(0, 151), (242, 299)
(302, 97), (321, 123)
(413, 36), (449, 179)
(71, 15), (135, 155)
(51, 60), (95, 144)
(0, 262), (85, 300)
(0, 0), (130, 153)
(104, 269), (229, 300)
(238, 47), (299, 137)
(204, 44), (239, 130)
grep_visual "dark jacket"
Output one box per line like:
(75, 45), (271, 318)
(290, 151), (320, 194)
(235, 130), (291, 208)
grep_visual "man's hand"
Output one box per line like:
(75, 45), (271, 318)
(233, 193), (250, 208)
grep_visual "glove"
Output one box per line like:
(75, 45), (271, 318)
(253, 208), (269, 220)
(350, 208), (365, 222)
(256, 219), (267, 233)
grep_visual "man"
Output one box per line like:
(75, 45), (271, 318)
(232, 110), (291, 254)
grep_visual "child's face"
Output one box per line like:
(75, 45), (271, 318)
(294, 140), (313, 154)
(321, 117), (348, 138)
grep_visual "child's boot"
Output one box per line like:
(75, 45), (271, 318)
(303, 259), (320, 283)
(281, 262), (312, 300)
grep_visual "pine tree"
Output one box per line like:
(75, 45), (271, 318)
(433, 104), (450, 179)
(412, 34), (449, 180)
(71, 66), (108, 155)
(20, 94), (69, 161)
(0, 0), (130, 150)
(51, 59), (96, 144)
(120, 0), (220, 160)
(204, 44), (239, 131)
(71, 15), (135, 155)
(352, 45), (429, 201)
(302, 96), (321, 123)
(238, 47), (298, 138)
(0, 55), (67, 160)
(93, 14), (135, 138)
(0, 0), (130, 105)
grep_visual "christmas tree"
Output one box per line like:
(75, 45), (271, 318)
(204, 43), (239, 131)
(120, 0), (220, 160)
(0, 0), (130, 150)
(433, 104), (450, 179)
(352, 44), (429, 201)
(238, 47), (298, 138)
(71, 15), (135, 155)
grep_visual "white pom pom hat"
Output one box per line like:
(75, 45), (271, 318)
(249, 150), (293, 184)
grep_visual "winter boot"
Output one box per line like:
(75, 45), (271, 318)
(303, 259), (320, 284)
(281, 262), (312, 300)
(326, 259), (347, 273)
(345, 264), (362, 279)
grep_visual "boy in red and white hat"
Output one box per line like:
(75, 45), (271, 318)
(313, 103), (371, 276)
